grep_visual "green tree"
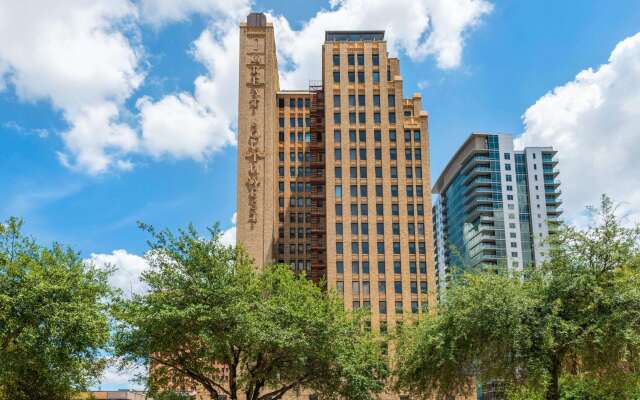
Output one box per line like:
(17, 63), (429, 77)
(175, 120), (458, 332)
(114, 223), (387, 400)
(394, 196), (640, 400)
(0, 218), (113, 400)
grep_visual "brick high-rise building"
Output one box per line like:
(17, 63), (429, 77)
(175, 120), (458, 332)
(237, 12), (437, 343)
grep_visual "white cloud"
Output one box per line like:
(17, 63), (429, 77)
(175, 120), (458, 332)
(272, 0), (493, 89)
(94, 365), (145, 391)
(136, 20), (239, 161)
(0, 0), (144, 175)
(139, 0), (250, 26)
(220, 212), (237, 246)
(138, 92), (235, 160)
(516, 32), (640, 225)
(88, 250), (149, 297)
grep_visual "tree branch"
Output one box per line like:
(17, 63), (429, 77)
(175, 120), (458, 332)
(258, 375), (312, 400)
(149, 355), (230, 397)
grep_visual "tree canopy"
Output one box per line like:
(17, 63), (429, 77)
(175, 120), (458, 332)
(0, 217), (113, 400)
(395, 196), (640, 400)
(114, 223), (388, 400)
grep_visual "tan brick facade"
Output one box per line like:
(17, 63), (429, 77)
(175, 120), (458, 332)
(235, 13), (454, 400)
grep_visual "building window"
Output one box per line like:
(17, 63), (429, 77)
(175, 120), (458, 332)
(372, 53), (379, 65)
(333, 54), (340, 66)
(335, 185), (342, 198)
(336, 261), (344, 273)
(336, 242), (343, 254)
(372, 71), (380, 83)
(333, 94), (340, 107)
(334, 113), (341, 124)
(333, 71), (340, 82)
(389, 112), (396, 124)
(379, 301), (387, 314)
(348, 72), (355, 83)
(388, 95), (395, 107)
(348, 54), (355, 65)
(393, 242), (400, 254)
(377, 241), (385, 254)
(336, 223), (343, 235)
(373, 95), (380, 107)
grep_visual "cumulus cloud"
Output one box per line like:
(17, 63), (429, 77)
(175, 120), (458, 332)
(138, 92), (235, 160)
(87, 250), (149, 297)
(95, 365), (145, 391)
(220, 212), (237, 246)
(139, 0), (251, 26)
(136, 20), (239, 160)
(516, 32), (640, 225)
(0, 0), (143, 175)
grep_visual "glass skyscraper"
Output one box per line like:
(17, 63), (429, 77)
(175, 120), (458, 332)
(432, 133), (562, 296)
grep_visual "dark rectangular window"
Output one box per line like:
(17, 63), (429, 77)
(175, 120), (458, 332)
(333, 95), (340, 107)
(333, 54), (340, 66)
(388, 95), (395, 107)
(348, 54), (355, 65)
(378, 262), (385, 274)
(393, 261), (401, 273)
(372, 54), (379, 66)
(333, 71), (340, 82)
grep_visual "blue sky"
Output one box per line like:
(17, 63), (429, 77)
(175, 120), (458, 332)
(2, 0), (640, 390)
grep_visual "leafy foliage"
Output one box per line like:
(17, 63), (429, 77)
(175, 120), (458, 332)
(114, 223), (387, 400)
(395, 196), (640, 400)
(0, 217), (113, 400)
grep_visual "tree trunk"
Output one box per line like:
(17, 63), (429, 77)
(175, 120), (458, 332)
(545, 358), (560, 400)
